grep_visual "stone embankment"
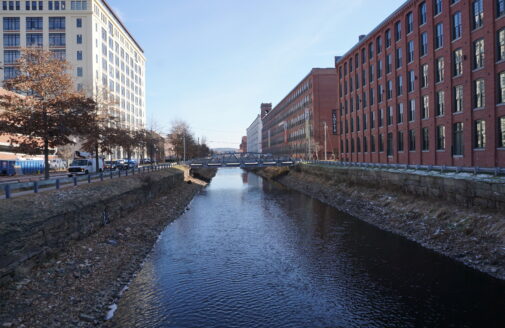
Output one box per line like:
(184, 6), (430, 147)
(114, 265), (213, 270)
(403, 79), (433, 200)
(0, 166), (216, 328)
(250, 164), (505, 280)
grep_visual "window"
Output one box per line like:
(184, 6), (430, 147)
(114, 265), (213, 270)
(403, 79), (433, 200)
(371, 135), (376, 152)
(26, 33), (43, 47)
(385, 29), (391, 48)
(369, 42), (374, 59)
(474, 120), (486, 148)
(396, 48), (403, 68)
(420, 32), (428, 56)
(386, 54), (392, 74)
(3, 49), (19, 64)
(379, 134), (384, 152)
(453, 122), (464, 155)
(377, 36), (382, 54)
(3, 17), (19, 31)
(436, 57), (444, 83)
(77, 50), (82, 60)
(77, 34), (82, 44)
(386, 106), (393, 125)
(409, 129), (416, 151)
(362, 48), (366, 64)
(453, 49), (463, 76)
(363, 114), (367, 130)
(397, 103), (404, 123)
(474, 79), (485, 108)
(498, 29), (505, 62)
(76, 18), (82, 28)
(499, 117), (505, 148)
(378, 85), (383, 103)
(408, 70), (415, 92)
(408, 40), (415, 63)
(436, 125), (446, 150)
(419, 2), (427, 25)
(377, 60), (383, 78)
(26, 17), (43, 30)
(397, 75), (403, 95)
(387, 80), (393, 99)
(387, 132), (393, 156)
(421, 64), (429, 88)
(435, 23), (443, 49)
(4, 67), (19, 80)
(472, 0), (483, 29)
(422, 127), (429, 151)
(369, 65), (374, 82)
(434, 0), (442, 15)
(370, 87), (374, 105)
(49, 33), (65, 47)
(395, 21), (401, 41)
(371, 111), (375, 128)
(473, 39), (484, 69)
(49, 17), (66, 32)
(499, 0), (505, 17)
(454, 85), (464, 112)
(406, 12), (413, 34)
(51, 49), (65, 60)
(452, 12), (462, 40)
(398, 131), (404, 151)
(422, 95), (429, 119)
(364, 136), (368, 152)
(71, 0), (88, 10)
(436, 90), (445, 116)
(77, 67), (83, 77)
(499, 72), (505, 103)
(3, 33), (19, 47)
(408, 99), (416, 121)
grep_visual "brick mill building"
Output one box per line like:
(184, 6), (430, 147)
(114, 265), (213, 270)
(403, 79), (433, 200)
(261, 68), (339, 159)
(335, 0), (505, 168)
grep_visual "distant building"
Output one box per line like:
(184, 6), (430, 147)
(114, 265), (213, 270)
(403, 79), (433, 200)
(335, 0), (505, 168)
(239, 136), (247, 153)
(246, 107), (265, 153)
(261, 68), (339, 159)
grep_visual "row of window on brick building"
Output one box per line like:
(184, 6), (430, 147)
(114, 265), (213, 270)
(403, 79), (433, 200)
(339, 109), (505, 155)
(338, 0), (500, 80)
(1, 1), (87, 11)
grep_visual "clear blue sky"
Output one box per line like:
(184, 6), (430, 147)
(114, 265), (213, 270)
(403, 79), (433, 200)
(107, 0), (405, 149)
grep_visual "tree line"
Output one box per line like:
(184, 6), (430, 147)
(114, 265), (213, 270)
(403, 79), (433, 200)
(0, 49), (166, 179)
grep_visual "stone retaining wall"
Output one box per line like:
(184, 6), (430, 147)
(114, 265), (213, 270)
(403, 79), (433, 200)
(294, 165), (505, 211)
(0, 168), (184, 285)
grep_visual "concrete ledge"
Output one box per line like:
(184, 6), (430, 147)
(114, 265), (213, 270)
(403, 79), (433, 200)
(0, 168), (184, 285)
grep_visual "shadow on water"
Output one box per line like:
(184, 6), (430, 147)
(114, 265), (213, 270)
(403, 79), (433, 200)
(110, 168), (505, 328)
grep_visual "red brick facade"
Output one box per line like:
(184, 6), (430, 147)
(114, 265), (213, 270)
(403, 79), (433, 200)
(262, 68), (339, 159)
(336, 0), (505, 167)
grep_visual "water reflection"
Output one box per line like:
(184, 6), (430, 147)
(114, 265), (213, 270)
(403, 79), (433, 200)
(110, 168), (505, 328)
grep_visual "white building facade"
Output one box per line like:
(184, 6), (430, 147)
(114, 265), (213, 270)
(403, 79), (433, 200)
(0, 0), (146, 156)
(246, 114), (262, 153)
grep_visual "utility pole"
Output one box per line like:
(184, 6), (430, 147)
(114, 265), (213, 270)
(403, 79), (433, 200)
(183, 133), (186, 162)
(323, 121), (328, 161)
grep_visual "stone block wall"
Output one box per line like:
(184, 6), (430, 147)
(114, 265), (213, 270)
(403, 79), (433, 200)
(0, 169), (184, 285)
(297, 165), (505, 211)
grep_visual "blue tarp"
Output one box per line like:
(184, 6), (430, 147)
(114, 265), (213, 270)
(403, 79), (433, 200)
(15, 160), (44, 175)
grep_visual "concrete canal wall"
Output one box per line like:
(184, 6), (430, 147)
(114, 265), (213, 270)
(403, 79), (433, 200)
(250, 164), (505, 280)
(0, 169), (184, 286)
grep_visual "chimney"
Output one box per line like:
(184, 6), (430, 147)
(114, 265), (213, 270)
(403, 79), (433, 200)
(261, 103), (272, 119)
(359, 34), (366, 42)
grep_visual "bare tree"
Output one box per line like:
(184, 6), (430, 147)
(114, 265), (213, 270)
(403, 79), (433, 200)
(0, 48), (96, 179)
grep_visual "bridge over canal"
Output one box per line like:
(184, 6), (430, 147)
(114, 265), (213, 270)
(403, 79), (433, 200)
(188, 153), (296, 168)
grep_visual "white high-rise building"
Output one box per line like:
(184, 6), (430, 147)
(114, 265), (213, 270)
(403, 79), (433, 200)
(0, 0), (146, 137)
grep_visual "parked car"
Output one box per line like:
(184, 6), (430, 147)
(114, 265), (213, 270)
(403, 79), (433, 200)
(140, 158), (153, 165)
(118, 159), (138, 170)
(105, 160), (119, 171)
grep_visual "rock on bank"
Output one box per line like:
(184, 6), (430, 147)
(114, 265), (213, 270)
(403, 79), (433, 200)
(250, 165), (505, 280)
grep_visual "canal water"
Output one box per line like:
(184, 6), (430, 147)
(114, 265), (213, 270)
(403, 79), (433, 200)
(111, 168), (505, 328)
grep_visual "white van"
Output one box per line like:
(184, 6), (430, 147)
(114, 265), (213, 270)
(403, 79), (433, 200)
(68, 152), (104, 176)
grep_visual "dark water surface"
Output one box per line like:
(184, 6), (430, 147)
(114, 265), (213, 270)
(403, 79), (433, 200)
(111, 168), (505, 328)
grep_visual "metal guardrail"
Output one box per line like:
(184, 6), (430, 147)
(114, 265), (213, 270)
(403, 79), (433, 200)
(1, 163), (177, 200)
(303, 160), (505, 177)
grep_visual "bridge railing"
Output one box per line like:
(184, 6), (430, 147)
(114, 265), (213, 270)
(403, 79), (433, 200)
(0, 163), (177, 200)
(303, 160), (505, 177)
